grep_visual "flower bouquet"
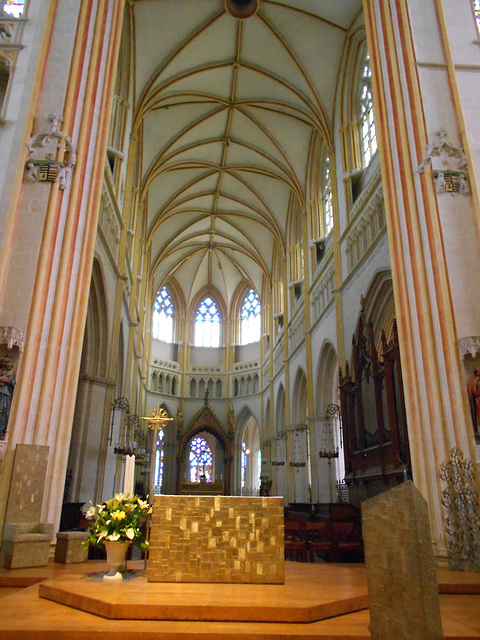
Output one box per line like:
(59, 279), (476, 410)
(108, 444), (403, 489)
(82, 493), (152, 551)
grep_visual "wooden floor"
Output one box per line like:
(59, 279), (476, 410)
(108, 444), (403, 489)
(0, 560), (479, 639)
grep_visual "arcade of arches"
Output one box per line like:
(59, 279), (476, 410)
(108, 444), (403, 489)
(0, 0), (479, 564)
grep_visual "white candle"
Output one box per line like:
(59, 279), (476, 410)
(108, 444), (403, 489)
(124, 454), (135, 496)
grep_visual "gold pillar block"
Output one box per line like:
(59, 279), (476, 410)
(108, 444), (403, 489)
(148, 495), (285, 584)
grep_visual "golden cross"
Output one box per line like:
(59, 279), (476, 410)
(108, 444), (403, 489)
(141, 404), (173, 430)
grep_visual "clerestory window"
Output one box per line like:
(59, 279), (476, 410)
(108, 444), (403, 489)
(240, 289), (261, 345)
(194, 297), (220, 347)
(152, 286), (173, 342)
(323, 155), (333, 235)
(1, 1), (26, 17)
(359, 52), (377, 167)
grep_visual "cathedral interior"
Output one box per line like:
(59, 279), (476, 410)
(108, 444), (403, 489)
(0, 3), (480, 631)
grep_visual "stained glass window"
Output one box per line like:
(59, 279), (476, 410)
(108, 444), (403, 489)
(323, 155), (333, 235)
(241, 442), (247, 489)
(195, 297), (220, 347)
(189, 436), (213, 482)
(153, 429), (164, 495)
(152, 286), (173, 342)
(474, 0), (480, 31)
(2, 1), (25, 17)
(359, 52), (377, 166)
(240, 289), (261, 345)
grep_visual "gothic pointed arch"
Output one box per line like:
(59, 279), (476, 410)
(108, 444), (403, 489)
(292, 367), (307, 425)
(188, 286), (227, 347)
(176, 401), (233, 495)
(315, 341), (340, 414)
(81, 258), (108, 378)
(236, 406), (261, 497)
(361, 269), (396, 349)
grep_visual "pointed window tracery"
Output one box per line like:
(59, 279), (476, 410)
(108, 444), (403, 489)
(189, 436), (213, 482)
(359, 52), (377, 166)
(240, 289), (261, 345)
(152, 286), (174, 342)
(323, 155), (333, 235)
(195, 297), (220, 347)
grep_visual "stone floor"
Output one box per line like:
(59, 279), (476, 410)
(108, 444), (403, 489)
(0, 559), (479, 639)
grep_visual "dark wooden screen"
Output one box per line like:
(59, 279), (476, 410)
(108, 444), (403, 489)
(339, 312), (410, 505)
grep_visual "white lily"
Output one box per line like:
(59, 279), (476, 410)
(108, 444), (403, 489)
(108, 533), (120, 541)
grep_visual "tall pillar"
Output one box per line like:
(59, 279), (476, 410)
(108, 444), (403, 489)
(0, 0), (125, 535)
(363, 0), (479, 551)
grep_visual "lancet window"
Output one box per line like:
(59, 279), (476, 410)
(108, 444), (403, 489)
(194, 297), (220, 347)
(152, 286), (173, 342)
(241, 442), (247, 489)
(153, 428), (164, 495)
(240, 289), (261, 345)
(323, 155), (333, 235)
(359, 52), (377, 166)
(189, 436), (213, 482)
(474, 0), (480, 30)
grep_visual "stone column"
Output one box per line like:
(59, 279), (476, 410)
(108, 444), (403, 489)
(0, 0), (126, 536)
(363, 0), (478, 551)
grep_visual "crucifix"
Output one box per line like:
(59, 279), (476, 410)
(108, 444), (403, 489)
(140, 405), (173, 566)
(141, 405), (173, 497)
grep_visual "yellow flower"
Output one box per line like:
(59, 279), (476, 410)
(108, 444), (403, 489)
(111, 510), (126, 521)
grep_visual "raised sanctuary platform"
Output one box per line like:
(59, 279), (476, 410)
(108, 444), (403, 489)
(38, 561), (368, 622)
(1, 561), (480, 638)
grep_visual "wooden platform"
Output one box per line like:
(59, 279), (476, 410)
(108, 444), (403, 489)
(0, 560), (479, 639)
(38, 562), (368, 622)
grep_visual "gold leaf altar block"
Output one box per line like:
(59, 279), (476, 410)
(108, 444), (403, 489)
(148, 495), (285, 584)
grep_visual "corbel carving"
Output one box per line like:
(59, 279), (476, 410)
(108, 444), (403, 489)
(0, 326), (25, 351)
(458, 336), (480, 360)
(418, 128), (469, 194)
(24, 114), (76, 190)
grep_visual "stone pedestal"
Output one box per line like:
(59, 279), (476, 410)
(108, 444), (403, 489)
(1, 523), (53, 569)
(362, 481), (443, 640)
(1, 444), (53, 569)
(54, 532), (88, 564)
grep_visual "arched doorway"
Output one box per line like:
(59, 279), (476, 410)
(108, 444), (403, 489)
(237, 411), (260, 497)
(315, 342), (343, 504)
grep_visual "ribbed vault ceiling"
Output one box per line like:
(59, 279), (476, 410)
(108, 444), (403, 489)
(132, 0), (362, 310)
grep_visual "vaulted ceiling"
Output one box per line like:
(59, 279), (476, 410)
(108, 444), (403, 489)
(132, 0), (363, 312)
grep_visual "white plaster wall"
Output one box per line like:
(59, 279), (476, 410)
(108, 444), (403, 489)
(408, 0), (480, 338)
(341, 235), (391, 359)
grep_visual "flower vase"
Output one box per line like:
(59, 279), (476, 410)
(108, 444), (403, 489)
(103, 540), (130, 582)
